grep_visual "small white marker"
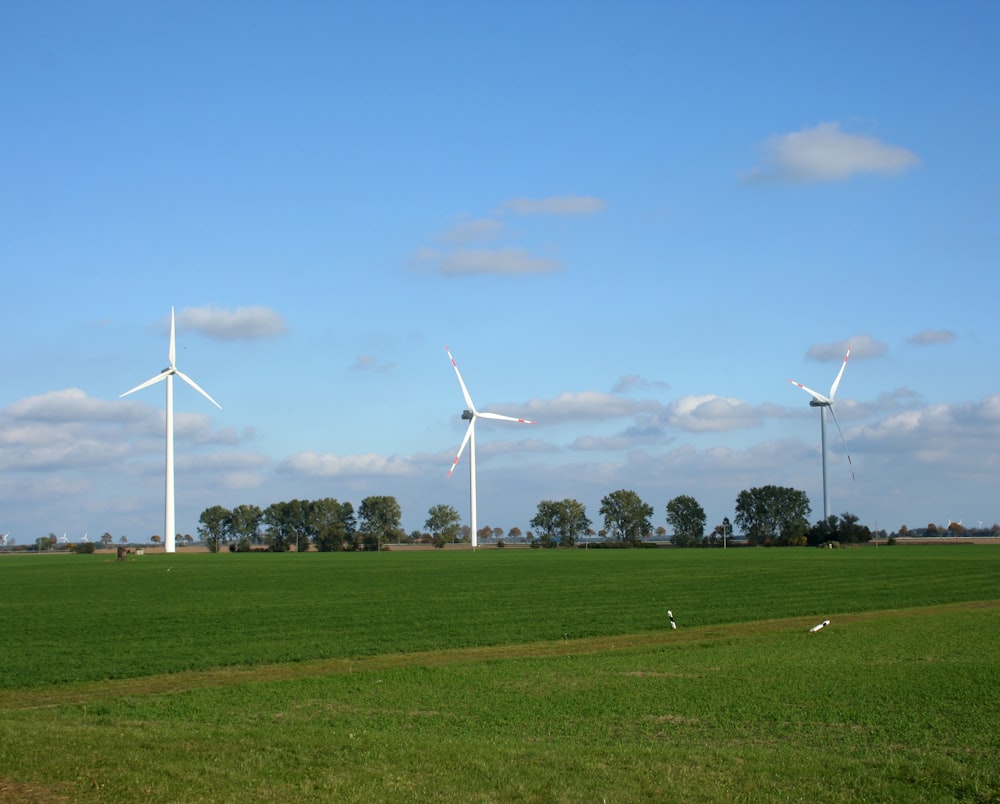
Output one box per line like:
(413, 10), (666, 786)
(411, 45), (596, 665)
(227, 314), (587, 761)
(809, 619), (830, 633)
(667, 610), (677, 629)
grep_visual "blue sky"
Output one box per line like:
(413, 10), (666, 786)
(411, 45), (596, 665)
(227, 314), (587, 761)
(3, 1), (998, 543)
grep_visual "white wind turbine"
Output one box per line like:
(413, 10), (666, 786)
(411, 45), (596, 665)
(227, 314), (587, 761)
(120, 308), (221, 554)
(788, 346), (854, 521)
(445, 346), (535, 550)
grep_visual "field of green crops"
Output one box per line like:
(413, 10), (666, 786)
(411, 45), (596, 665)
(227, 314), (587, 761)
(1, 547), (998, 802)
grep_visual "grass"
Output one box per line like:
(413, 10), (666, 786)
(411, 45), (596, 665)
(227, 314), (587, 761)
(1, 547), (998, 801)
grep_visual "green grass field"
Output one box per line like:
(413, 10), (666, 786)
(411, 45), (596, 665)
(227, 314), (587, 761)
(1, 547), (998, 801)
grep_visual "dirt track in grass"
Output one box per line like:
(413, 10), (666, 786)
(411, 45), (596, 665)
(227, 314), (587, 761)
(3, 600), (996, 712)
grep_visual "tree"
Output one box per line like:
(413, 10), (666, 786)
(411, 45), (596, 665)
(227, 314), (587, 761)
(808, 512), (871, 546)
(426, 504), (461, 549)
(151, 535), (162, 546)
(228, 504), (263, 549)
(263, 500), (310, 553)
(312, 498), (356, 552)
(358, 496), (402, 551)
(507, 527), (522, 544)
(734, 485), (811, 546)
(599, 490), (654, 545)
(101, 532), (113, 548)
(198, 505), (232, 553)
(530, 499), (591, 548)
(666, 495), (706, 548)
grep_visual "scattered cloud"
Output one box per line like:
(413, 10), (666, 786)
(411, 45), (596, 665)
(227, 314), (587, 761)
(520, 391), (663, 424)
(662, 394), (766, 432)
(353, 354), (396, 372)
(742, 122), (920, 184)
(6, 388), (131, 423)
(178, 305), (288, 340)
(436, 218), (506, 243)
(806, 335), (887, 362)
(503, 195), (607, 215)
(907, 329), (956, 347)
(611, 374), (670, 394)
(570, 424), (671, 451)
(279, 451), (428, 478)
(419, 247), (563, 277)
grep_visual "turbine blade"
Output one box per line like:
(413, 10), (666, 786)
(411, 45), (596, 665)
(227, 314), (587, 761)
(828, 405), (855, 481)
(175, 370), (222, 409)
(444, 345), (477, 414)
(478, 411), (536, 424)
(447, 420), (475, 477)
(168, 307), (177, 368)
(120, 370), (171, 398)
(787, 379), (830, 404)
(829, 346), (850, 400)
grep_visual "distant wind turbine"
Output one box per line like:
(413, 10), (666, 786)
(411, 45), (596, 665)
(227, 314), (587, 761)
(445, 346), (535, 550)
(120, 308), (221, 554)
(0, 533), (8, 547)
(788, 346), (854, 521)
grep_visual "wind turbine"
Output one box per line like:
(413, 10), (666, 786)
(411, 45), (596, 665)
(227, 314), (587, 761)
(120, 308), (221, 554)
(788, 346), (854, 521)
(445, 346), (535, 550)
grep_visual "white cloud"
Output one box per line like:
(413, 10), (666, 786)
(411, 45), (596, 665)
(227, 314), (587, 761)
(743, 122), (920, 183)
(426, 247), (563, 277)
(520, 391), (663, 424)
(6, 388), (131, 423)
(503, 196), (607, 215)
(907, 329), (956, 347)
(806, 335), (887, 362)
(178, 305), (288, 340)
(663, 394), (765, 432)
(436, 218), (506, 243)
(611, 374), (670, 394)
(353, 354), (396, 372)
(279, 451), (426, 477)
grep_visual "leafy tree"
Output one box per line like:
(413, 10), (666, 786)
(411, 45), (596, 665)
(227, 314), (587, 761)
(734, 485), (811, 546)
(101, 532), (113, 548)
(426, 504), (461, 549)
(507, 527), (522, 544)
(808, 512), (871, 546)
(263, 500), (306, 552)
(312, 498), (356, 552)
(666, 495), (706, 548)
(599, 490), (654, 545)
(358, 495), (402, 551)
(151, 535), (162, 545)
(198, 505), (232, 553)
(530, 499), (591, 548)
(228, 504), (263, 549)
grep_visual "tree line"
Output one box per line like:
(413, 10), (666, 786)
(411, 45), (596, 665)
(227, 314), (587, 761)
(193, 484), (897, 552)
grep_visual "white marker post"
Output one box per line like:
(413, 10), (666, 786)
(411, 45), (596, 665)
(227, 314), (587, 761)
(809, 619), (830, 633)
(667, 610), (677, 630)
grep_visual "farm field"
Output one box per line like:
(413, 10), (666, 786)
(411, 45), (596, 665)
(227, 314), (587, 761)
(1, 547), (998, 802)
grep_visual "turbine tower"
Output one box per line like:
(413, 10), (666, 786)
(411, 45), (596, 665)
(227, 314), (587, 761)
(120, 308), (220, 553)
(788, 346), (853, 521)
(445, 346), (534, 549)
